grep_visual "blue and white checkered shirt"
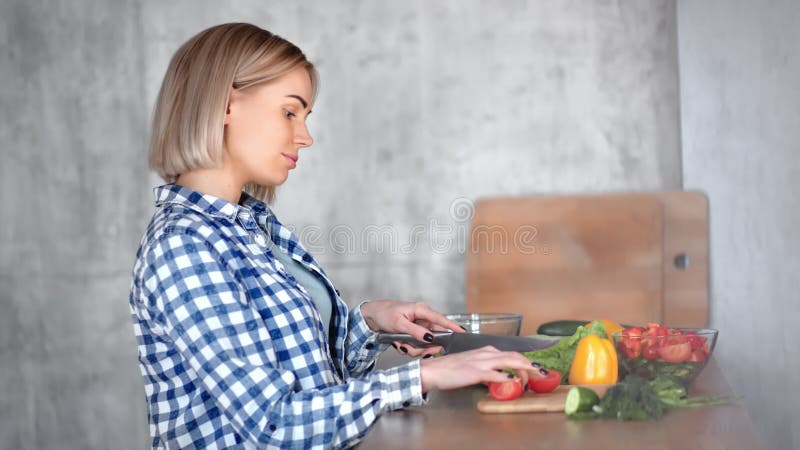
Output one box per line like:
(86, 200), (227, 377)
(129, 184), (425, 449)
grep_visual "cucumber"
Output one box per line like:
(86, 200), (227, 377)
(564, 386), (601, 417)
(537, 320), (589, 336)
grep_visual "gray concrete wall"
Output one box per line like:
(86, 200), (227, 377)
(677, 1), (800, 449)
(1, 1), (681, 448)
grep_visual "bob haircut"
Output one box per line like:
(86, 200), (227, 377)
(149, 23), (319, 203)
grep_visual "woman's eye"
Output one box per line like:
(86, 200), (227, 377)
(283, 109), (296, 119)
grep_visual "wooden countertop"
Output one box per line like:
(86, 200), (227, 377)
(357, 358), (762, 450)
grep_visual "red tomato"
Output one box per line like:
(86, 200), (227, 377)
(659, 342), (692, 363)
(619, 327), (644, 358)
(644, 326), (667, 345)
(688, 348), (707, 362)
(666, 329), (688, 346)
(619, 338), (641, 358)
(641, 341), (659, 360)
(488, 377), (524, 401)
(683, 332), (707, 351)
(622, 327), (644, 337)
(528, 369), (562, 394)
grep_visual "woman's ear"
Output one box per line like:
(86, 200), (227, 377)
(223, 87), (235, 126)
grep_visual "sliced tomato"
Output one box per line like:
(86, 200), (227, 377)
(619, 327), (644, 358)
(688, 348), (707, 362)
(645, 325), (667, 336)
(489, 377), (524, 401)
(641, 341), (659, 360)
(646, 323), (668, 338)
(659, 342), (692, 363)
(528, 368), (562, 394)
(683, 330), (703, 350)
(622, 327), (644, 337)
(619, 338), (641, 358)
(666, 330), (688, 346)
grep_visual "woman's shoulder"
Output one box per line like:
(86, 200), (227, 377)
(138, 203), (232, 256)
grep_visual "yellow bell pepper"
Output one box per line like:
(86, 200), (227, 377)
(583, 319), (624, 337)
(569, 334), (619, 385)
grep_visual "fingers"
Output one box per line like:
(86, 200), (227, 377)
(399, 321), (442, 345)
(397, 303), (466, 342)
(460, 347), (535, 385)
(392, 341), (443, 358)
(411, 302), (468, 333)
(420, 346), (541, 392)
(392, 341), (443, 357)
(407, 346), (441, 357)
(391, 341), (410, 355)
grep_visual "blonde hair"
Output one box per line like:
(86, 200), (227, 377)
(149, 23), (319, 203)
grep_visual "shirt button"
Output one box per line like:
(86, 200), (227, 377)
(402, 401), (411, 408)
(254, 234), (266, 247)
(365, 343), (374, 350)
(269, 424), (277, 432)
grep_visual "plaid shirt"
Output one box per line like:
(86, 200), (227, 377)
(129, 184), (425, 449)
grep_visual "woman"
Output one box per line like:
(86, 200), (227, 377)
(129, 23), (536, 449)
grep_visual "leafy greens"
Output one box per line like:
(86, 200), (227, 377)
(522, 320), (608, 383)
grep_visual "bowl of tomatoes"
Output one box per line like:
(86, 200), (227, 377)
(612, 323), (718, 387)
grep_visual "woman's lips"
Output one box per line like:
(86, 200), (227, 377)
(282, 153), (298, 168)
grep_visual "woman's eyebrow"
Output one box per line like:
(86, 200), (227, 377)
(286, 94), (308, 109)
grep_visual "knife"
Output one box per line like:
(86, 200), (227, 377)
(375, 332), (559, 354)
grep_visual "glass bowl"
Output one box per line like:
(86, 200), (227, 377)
(611, 327), (718, 387)
(446, 313), (523, 336)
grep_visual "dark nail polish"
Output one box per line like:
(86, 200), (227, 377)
(531, 362), (541, 368)
(539, 368), (549, 376)
(459, 325), (467, 332)
(423, 354), (433, 359)
(400, 346), (408, 354)
(391, 343), (398, 350)
(507, 373), (514, 379)
(524, 384), (529, 391)
(423, 333), (434, 343)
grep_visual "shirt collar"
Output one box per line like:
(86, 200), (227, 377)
(153, 184), (241, 222)
(153, 184), (330, 279)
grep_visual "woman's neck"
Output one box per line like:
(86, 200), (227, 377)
(176, 168), (244, 204)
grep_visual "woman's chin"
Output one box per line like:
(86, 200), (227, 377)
(255, 173), (288, 187)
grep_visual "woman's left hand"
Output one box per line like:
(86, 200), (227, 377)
(360, 300), (466, 357)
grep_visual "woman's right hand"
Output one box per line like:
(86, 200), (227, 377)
(418, 346), (536, 393)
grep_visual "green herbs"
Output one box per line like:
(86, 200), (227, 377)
(565, 375), (736, 421)
(523, 321), (607, 382)
(592, 376), (665, 420)
(648, 376), (735, 409)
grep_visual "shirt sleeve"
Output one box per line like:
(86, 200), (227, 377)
(137, 231), (426, 449)
(343, 301), (393, 377)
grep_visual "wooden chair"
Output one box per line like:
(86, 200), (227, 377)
(465, 191), (709, 336)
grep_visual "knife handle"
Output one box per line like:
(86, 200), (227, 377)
(375, 332), (452, 348)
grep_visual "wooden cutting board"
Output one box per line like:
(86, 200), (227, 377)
(477, 384), (611, 414)
(466, 191), (709, 334)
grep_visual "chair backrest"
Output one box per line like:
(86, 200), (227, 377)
(465, 191), (709, 336)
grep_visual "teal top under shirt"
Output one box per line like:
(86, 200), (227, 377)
(268, 239), (334, 337)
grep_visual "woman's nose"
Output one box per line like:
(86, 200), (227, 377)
(295, 123), (313, 148)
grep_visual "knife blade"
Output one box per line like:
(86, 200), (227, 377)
(375, 332), (559, 354)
